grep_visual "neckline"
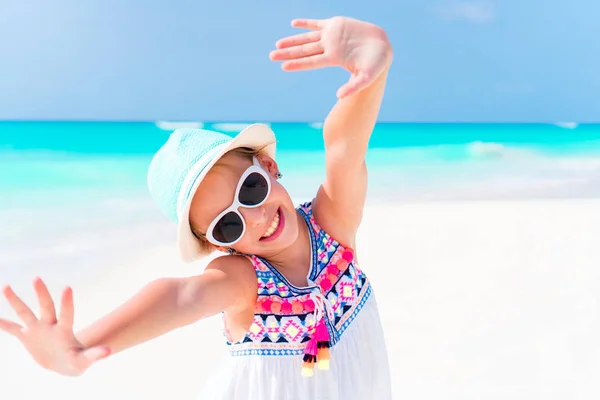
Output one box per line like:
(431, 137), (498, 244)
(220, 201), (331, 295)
(257, 207), (318, 294)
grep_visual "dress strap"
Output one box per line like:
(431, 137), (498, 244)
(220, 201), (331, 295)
(296, 201), (320, 235)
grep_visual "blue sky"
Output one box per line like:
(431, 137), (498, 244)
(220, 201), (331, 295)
(0, 1), (599, 122)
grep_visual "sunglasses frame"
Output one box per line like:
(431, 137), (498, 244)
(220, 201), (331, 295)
(205, 157), (272, 247)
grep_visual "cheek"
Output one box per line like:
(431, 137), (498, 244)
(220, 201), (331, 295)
(268, 182), (291, 203)
(234, 234), (261, 254)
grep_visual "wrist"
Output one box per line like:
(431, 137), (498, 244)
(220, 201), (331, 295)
(378, 30), (394, 67)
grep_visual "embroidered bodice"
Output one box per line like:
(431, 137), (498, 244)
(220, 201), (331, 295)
(225, 202), (372, 376)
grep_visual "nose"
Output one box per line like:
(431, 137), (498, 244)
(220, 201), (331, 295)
(240, 206), (268, 229)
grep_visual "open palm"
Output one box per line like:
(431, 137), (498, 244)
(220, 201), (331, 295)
(270, 16), (392, 99)
(0, 278), (109, 376)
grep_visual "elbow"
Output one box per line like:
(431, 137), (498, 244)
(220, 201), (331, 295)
(144, 277), (203, 327)
(175, 279), (202, 316)
(174, 277), (217, 325)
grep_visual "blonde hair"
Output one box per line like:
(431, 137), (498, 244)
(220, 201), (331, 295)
(189, 143), (275, 255)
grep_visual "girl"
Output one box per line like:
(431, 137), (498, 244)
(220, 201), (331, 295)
(0, 16), (393, 399)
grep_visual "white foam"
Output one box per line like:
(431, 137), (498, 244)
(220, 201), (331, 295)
(468, 141), (506, 158)
(155, 121), (204, 131)
(555, 122), (579, 129)
(467, 141), (536, 160)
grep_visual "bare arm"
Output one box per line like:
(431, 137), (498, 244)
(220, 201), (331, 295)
(270, 17), (393, 248)
(0, 255), (256, 376)
(77, 255), (256, 355)
(315, 66), (390, 247)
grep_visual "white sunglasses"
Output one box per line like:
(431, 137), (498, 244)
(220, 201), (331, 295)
(205, 157), (272, 246)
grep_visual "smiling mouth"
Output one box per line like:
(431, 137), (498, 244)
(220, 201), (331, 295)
(261, 208), (281, 239)
(260, 207), (285, 242)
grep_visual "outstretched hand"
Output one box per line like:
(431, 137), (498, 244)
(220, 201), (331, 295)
(270, 16), (392, 99)
(0, 277), (110, 376)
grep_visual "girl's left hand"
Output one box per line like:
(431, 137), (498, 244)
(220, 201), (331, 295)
(270, 16), (392, 99)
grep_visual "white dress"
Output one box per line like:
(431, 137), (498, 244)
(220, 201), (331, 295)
(197, 203), (392, 400)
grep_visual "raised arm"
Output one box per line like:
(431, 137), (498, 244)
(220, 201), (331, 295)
(317, 65), (390, 247)
(0, 256), (256, 376)
(270, 17), (393, 247)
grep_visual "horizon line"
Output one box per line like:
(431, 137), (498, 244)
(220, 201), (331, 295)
(1, 120), (598, 125)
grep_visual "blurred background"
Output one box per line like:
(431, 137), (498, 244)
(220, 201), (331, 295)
(1, 1), (599, 399)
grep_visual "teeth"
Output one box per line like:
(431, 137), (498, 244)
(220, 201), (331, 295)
(262, 210), (280, 238)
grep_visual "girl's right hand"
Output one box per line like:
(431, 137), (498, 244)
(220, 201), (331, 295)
(0, 277), (110, 376)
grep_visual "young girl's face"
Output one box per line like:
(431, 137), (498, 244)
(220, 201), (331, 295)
(188, 150), (300, 257)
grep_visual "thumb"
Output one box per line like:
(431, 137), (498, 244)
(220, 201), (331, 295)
(81, 345), (111, 365)
(336, 72), (371, 99)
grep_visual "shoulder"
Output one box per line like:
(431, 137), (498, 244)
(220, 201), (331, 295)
(306, 196), (358, 250)
(206, 254), (256, 283)
(205, 255), (258, 310)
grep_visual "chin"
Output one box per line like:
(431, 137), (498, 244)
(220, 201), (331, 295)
(279, 206), (300, 242)
(277, 228), (299, 249)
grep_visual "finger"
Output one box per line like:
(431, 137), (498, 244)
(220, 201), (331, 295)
(291, 18), (325, 31)
(0, 318), (23, 337)
(276, 31), (321, 49)
(33, 277), (57, 324)
(58, 286), (74, 330)
(336, 73), (372, 99)
(2, 285), (38, 326)
(81, 346), (111, 366)
(270, 42), (324, 61)
(281, 54), (332, 72)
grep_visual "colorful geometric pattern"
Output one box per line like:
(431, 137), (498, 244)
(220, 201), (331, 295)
(225, 202), (371, 356)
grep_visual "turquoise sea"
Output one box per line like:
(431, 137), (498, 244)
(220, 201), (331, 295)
(1, 121), (600, 276)
(2, 121), (600, 204)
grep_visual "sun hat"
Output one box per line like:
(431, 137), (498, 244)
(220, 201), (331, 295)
(147, 123), (277, 263)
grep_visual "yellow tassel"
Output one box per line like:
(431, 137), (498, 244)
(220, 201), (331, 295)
(302, 362), (314, 377)
(317, 347), (330, 370)
(318, 359), (330, 370)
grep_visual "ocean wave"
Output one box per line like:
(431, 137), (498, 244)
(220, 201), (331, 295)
(466, 141), (538, 160)
(2, 139), (600, 210)
(554, 122), (579, 130)
(367, 169), (600, 202)
(155, 121), (204, 131)
(368, 140), (600, 165)
(364, 142), (544, 164)
(467, 141), (507, 159)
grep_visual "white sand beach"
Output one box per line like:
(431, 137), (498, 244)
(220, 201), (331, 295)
(1, 199), (599, 399)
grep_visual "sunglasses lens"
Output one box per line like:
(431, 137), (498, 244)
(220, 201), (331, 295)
(213, 212), (244, 244)
(238, 172), (269, 206)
